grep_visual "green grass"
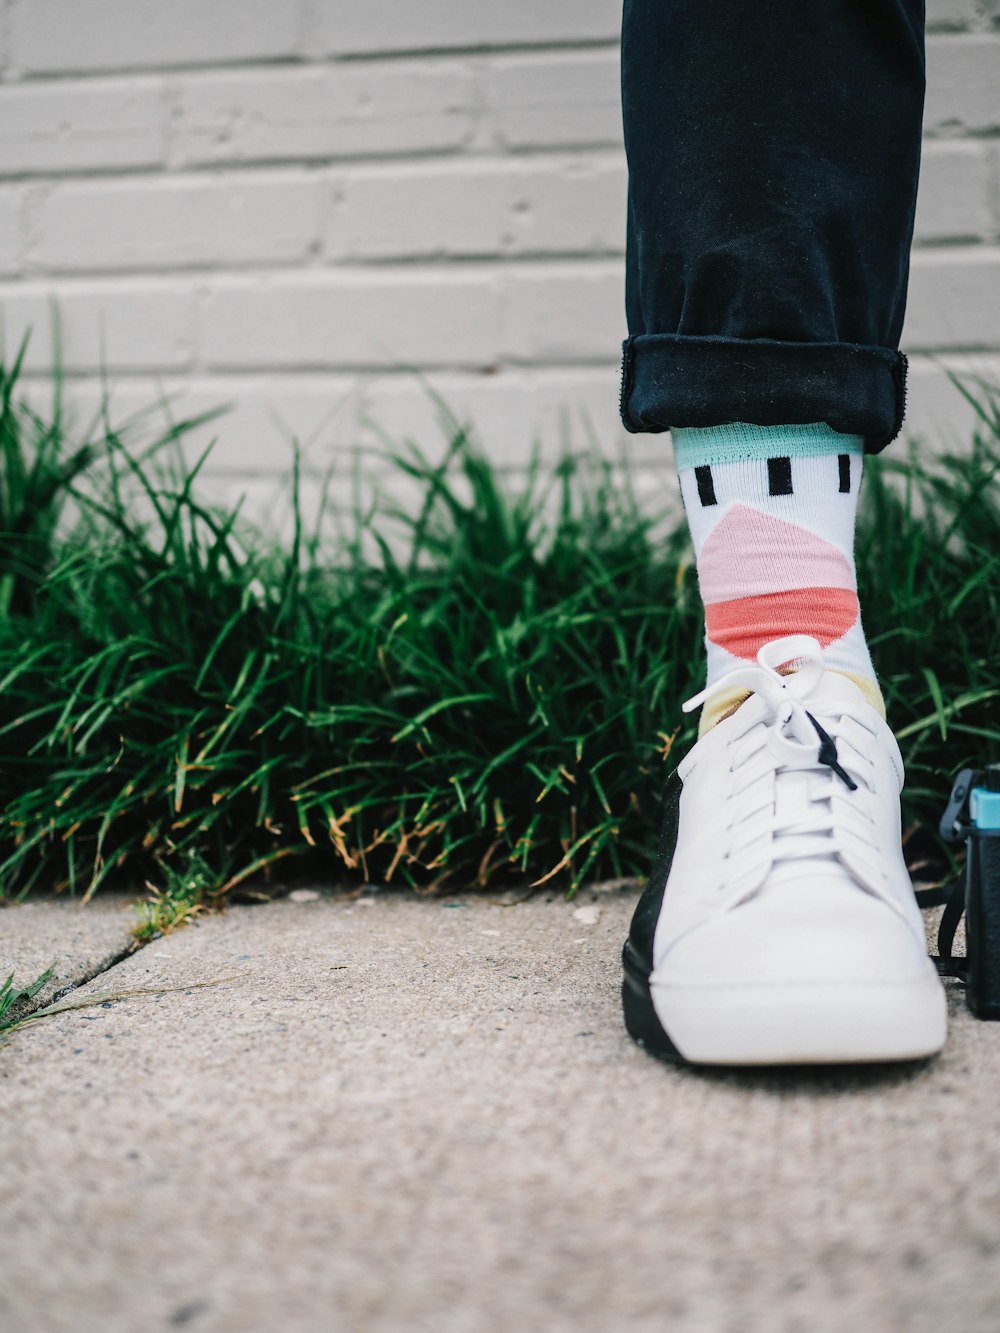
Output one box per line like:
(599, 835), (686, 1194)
(0, 965), (54, 1030)
(0, 350), (996, 926)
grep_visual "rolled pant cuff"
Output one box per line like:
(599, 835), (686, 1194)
(619, 333), (908, 454)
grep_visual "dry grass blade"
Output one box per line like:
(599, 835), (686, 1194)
(0, 972), (249, 1038)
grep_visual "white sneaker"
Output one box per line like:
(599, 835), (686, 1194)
(622, 634), (947, 1066)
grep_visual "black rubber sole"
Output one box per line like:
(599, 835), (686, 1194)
(621, 769), (686, 1065)
(621, 940), (686, 1065)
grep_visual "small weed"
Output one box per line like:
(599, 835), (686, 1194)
(132, 851), (214, 945)
(0, 965), (54, 1029)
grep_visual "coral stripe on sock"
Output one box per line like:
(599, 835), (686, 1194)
(705, 587), (860, 660)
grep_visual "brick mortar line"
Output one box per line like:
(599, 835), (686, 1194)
(2, 249), (998, 285)
(13, 350), (1000, 383)
(0, 147), (633, 186)
(0, 152), (631, 192)
(0, 256), (633, 285)
(2, 26), (996, 87)
(1, 156), (985, 198)
(14, 254), (633, 281)
(0, 150), (630, 184)
(2, 139), (996, 190)
(0, 39), (623, 87)
(15, 241), (1000, 282)
(15, 352), (999, 379)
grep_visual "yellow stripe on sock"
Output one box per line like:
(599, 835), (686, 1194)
(698, 688), (752, 736)
(696, 669), (885, 735)
(829, 669), (886, 718)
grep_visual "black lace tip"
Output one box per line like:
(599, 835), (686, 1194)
(830, 760), (859, 792)
(805, 711), (859, 791)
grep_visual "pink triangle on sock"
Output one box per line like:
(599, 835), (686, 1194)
(698, 504), (855, 605)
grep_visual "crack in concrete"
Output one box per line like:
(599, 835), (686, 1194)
(43, 940), (143, 1008)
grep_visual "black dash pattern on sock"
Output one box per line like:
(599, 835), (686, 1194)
(695, 465), (717, 506)
(767, 455), (793, 496)
(838, 453), (851, 493)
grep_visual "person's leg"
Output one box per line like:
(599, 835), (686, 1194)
(622, 0), (925, 721)
(618, 1), (947, 1065)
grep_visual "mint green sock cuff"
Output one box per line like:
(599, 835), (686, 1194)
(672, 421), (864, 471)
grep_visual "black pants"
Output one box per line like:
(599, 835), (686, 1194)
(619, 0), (926, 452)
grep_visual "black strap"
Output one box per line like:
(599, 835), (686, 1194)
(916, 770), (982, 987)
(916, 873), (968, 981)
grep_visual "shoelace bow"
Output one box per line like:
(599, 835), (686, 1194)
(682, 636), (882, 900)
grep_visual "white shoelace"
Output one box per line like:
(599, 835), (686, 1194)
(682, 636), (885, 904)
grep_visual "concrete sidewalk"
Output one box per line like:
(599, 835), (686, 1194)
(3, 887), (1000, 1333)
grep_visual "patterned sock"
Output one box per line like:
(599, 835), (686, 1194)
(673, 421), (884, 733)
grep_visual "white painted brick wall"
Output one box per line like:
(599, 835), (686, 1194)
(326, 156), (627, 260)
(923, 34), (1000, 133)
(914, 143), (995, 242)
(9, 0), (303, 74)
(307, 1), (625, 56)
(0, 187), (21, 274)
(202, 270), (503, 369)
(0, 79), (164, 174)
(0, 0), (996, 504)
(169, 64), (478, 166)
(27, 174), (325, 271)
(482, 52), (623, 150)
(3, 280), (196, 371)
(907, 250), (1000, 349)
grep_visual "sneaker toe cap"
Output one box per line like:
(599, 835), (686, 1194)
(654, 883), (930, 989)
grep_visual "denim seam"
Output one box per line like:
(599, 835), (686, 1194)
(619, 336), (637, 432)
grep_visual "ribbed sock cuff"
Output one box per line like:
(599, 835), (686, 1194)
(672, 421), (864, 472)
